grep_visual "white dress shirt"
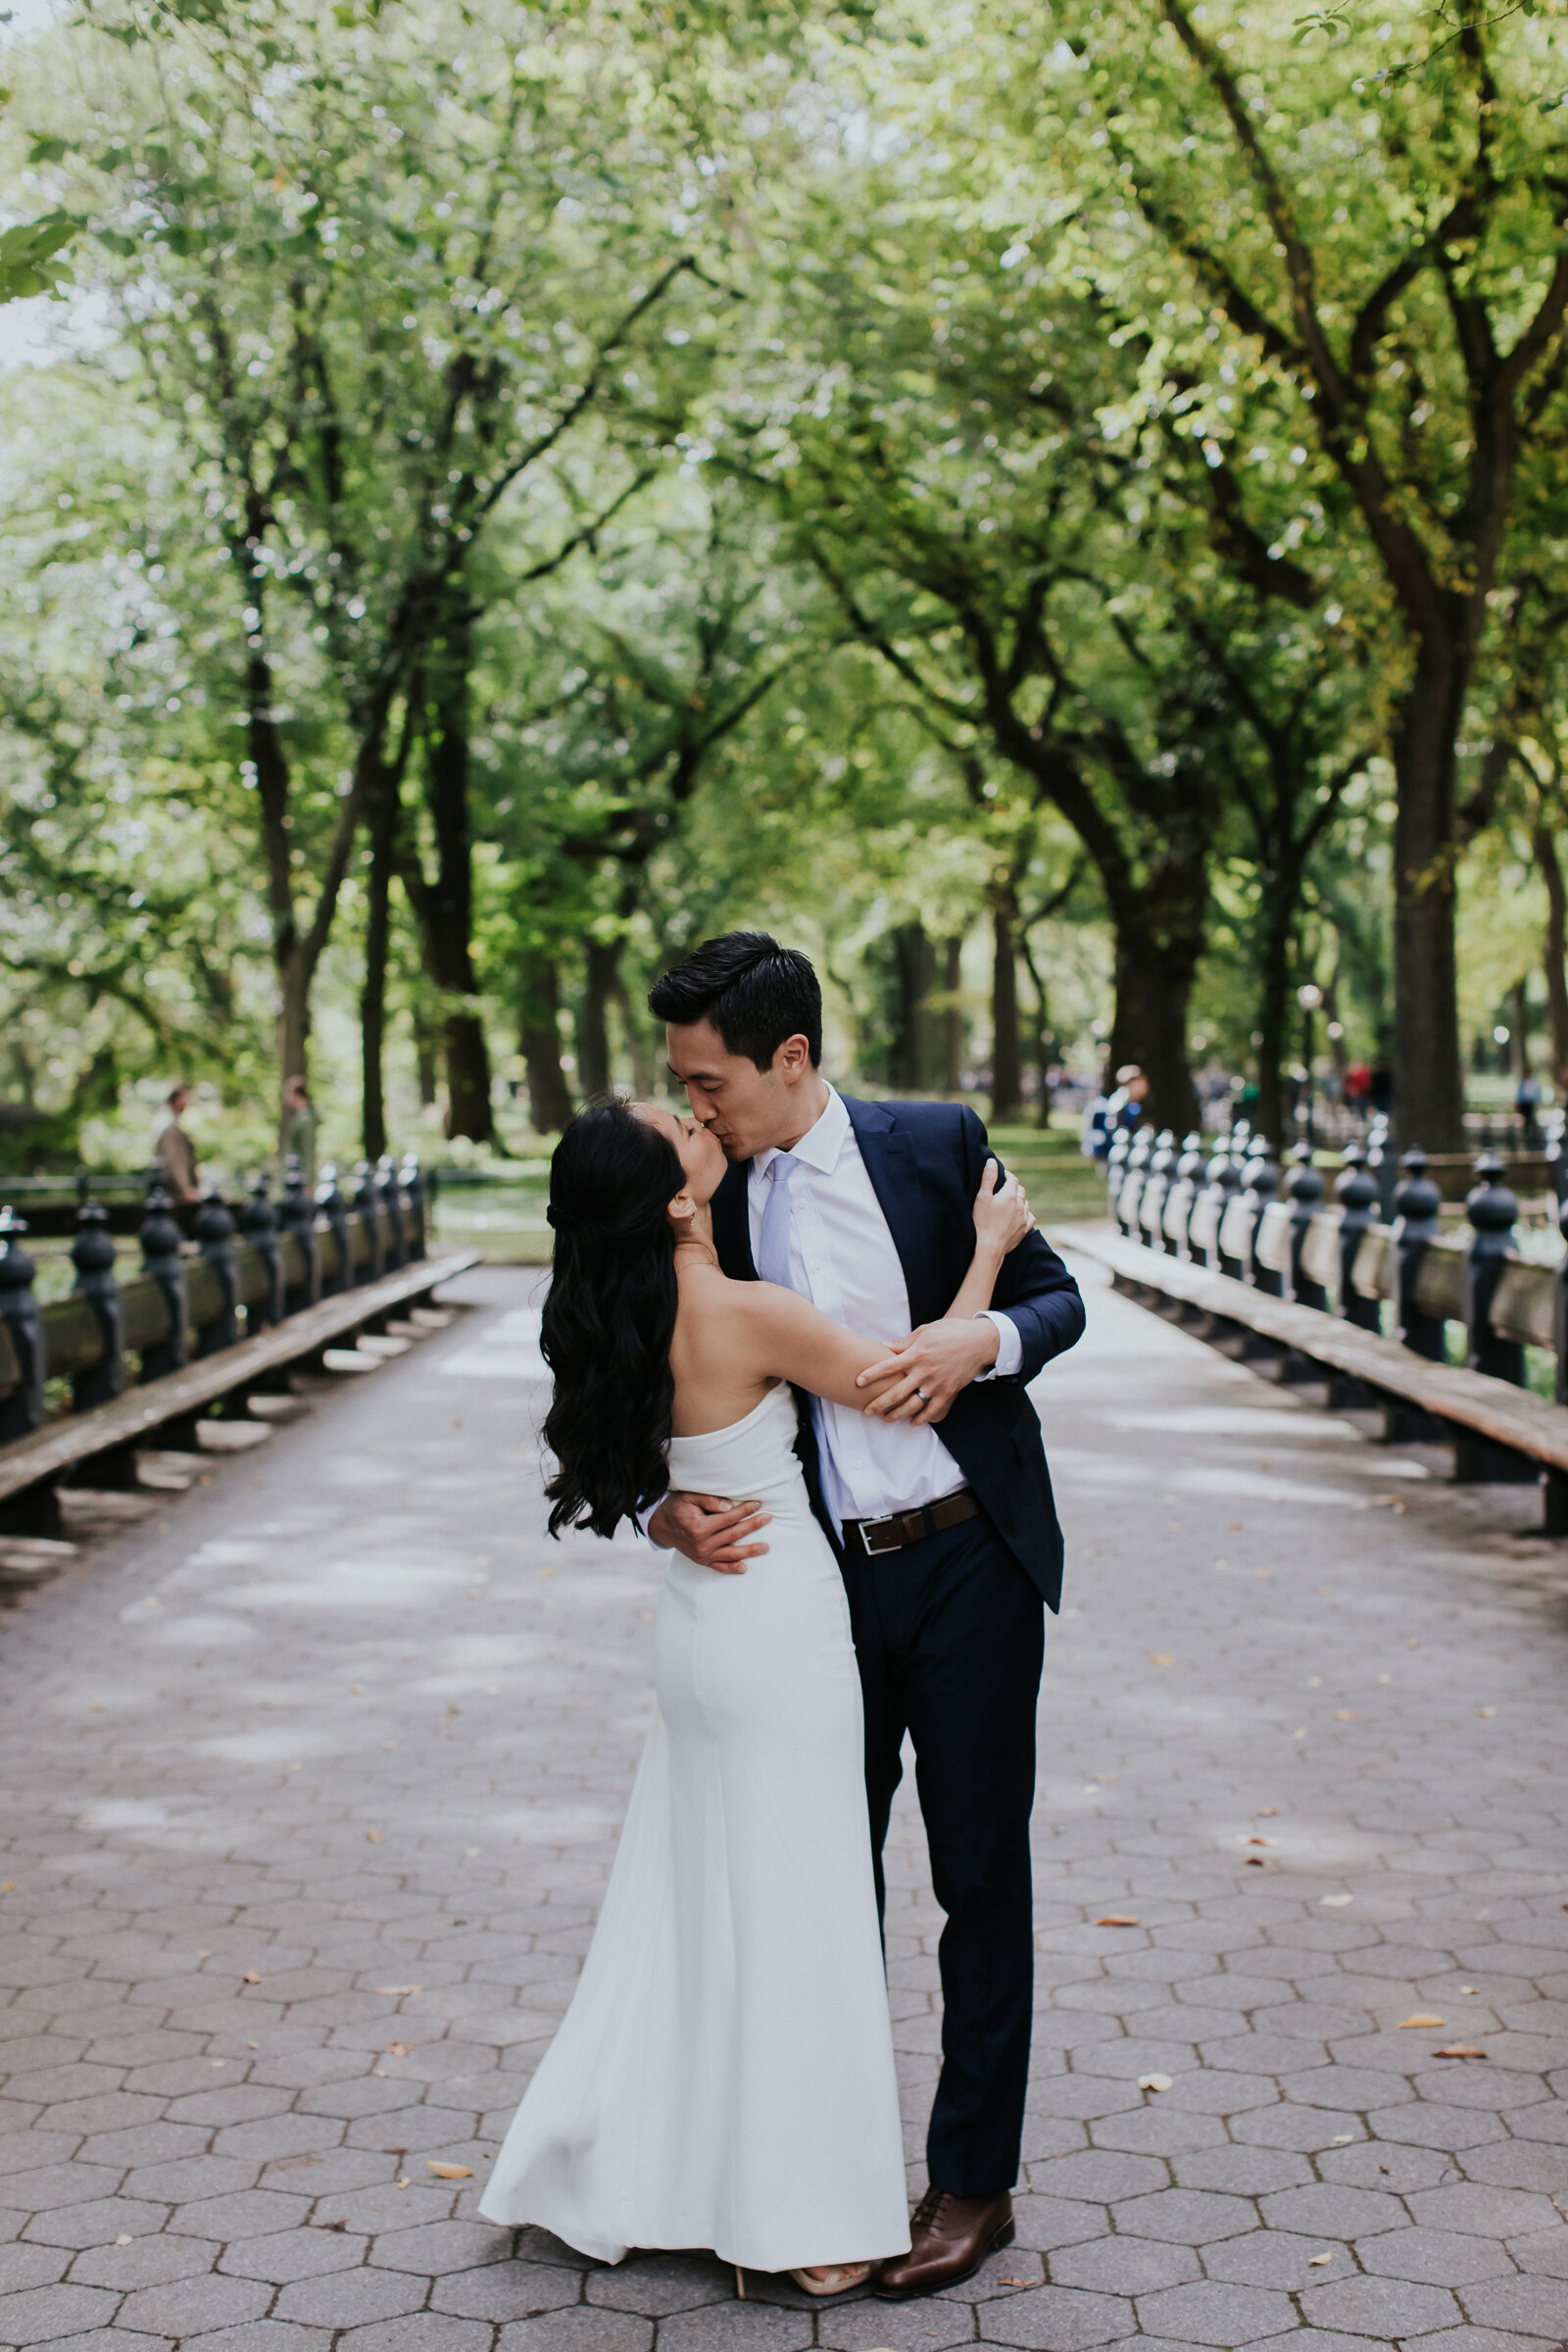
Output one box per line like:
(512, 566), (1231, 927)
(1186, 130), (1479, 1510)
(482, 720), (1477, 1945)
(748, 1087), (1020, 1528)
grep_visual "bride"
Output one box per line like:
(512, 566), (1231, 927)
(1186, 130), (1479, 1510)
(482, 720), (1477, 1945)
(479, 1095), (1034, 2298)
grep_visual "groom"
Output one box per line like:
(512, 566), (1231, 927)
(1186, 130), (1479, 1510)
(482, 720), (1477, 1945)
(644, 931), (1085, 2297)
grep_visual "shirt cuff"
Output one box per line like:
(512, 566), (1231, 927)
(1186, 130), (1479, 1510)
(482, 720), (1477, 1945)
(636, 1498), (670, 1548)
(974, 1308), (1022, 1381)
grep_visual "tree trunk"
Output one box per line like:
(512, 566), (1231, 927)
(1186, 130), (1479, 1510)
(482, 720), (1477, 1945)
(520, 955), (573, 1134)
(277, 953), (311, 1110)
(1509, 980), (1529, 1086)
(421, 603), (495, 1145)
(1016, 928), (1053, 1128)
(611, 963), (658, 1096)
(415, 1010), (438, 1108)
(1536, 815), (1568, 1097)
(892, 921), (938, 1093)
(941, 937), (964, 1095)
(1253, 888), (1295, 1153)
(579, 941), (617, 1099)
(990, 900), (1023, 1124)
(1391, 647), (1467, 1151)
(1108, 917), (1200, 1134)
(361, 760), (398, 1163)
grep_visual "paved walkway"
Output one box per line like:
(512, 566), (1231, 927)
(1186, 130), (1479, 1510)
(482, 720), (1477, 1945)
(1, 1258), (1565, 2352)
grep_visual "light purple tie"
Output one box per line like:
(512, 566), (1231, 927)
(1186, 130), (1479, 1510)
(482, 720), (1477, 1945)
(758, 1152), (800, 1291)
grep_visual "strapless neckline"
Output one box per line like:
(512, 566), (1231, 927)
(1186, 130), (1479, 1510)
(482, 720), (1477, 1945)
(669, 1381), (785, 1446)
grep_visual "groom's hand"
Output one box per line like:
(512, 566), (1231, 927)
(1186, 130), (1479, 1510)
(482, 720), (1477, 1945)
(648, 1490), (771, 1574)
(857, 1316), (1000, 1425)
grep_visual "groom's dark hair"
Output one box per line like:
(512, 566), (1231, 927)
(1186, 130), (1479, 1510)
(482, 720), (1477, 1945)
(648, 931), (822, 1070)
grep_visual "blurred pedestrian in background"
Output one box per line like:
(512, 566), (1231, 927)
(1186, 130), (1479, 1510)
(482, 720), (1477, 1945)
(154, 1084), (201, 1202)
(281, 1074), (318, 1184)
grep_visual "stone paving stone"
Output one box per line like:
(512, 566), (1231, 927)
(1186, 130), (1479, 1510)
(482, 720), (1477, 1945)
(973, 2279), (1135, 2346)
(2, 1261), (1568, 2347)
(1134, 2278), (1298, 2342)
(0, 2279), (122, 2340)
(115, 2273), (272, 2336)
(491, 2312), (654, 2352)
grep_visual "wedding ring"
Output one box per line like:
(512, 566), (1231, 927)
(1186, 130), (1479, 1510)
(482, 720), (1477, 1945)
(914, 1388), (930, 1404)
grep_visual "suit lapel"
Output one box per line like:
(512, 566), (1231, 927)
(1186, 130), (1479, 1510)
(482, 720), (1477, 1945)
(710, 1156), (757, 1281)
(843, 1097), (943, 1326)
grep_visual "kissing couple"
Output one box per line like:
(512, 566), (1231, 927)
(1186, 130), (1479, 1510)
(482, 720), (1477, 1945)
(480, 931), (1085, 2302)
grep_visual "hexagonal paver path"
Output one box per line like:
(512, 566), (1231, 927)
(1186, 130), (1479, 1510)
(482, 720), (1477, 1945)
(2, 1255), (1566, 2349)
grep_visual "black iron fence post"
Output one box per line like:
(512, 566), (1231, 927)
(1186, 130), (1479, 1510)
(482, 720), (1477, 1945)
(1284, 1144), (1327, 1308)
(316, 1163), (353, 1297)
(1390, 1149), (1446, 1362)
(138, 1181), (189, 1380)
(1456, 1153), (1535, 1486)
(1462, 1154), (1524, 1386)
(401, 1152), (426, 1260)
(1334, 1145), (1382, 1331)
(279, 1153), (320, 1316)
(194, 1188), (239, 1355)
(70, 1195), (125, 1409)
(1243, 1141), (1282, 1295)
(1165, 1133), (1204, 1258)
(242, 1173), (282, 1332)
(0, 1209), (45, 1441)
(1210, 1145), (1245, 1278)
(377, 1153), (407, 1270)
(353, 1160), (384, 1285)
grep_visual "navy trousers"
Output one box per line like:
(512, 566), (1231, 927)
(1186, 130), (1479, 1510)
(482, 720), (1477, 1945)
(840, 1511), (1045, 2197)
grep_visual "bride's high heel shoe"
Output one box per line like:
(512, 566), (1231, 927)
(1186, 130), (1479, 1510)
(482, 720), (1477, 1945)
(788, 2261), (875, 2299)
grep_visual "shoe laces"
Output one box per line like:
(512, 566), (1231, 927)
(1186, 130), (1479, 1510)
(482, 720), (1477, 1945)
(912, 2187), (953, 2232)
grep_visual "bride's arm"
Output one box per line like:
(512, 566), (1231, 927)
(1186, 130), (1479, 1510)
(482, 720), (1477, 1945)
(738, 1161), (1033, 1413)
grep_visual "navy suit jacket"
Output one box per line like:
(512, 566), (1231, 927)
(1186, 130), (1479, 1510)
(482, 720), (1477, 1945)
(709, 1096), (1086, 1612)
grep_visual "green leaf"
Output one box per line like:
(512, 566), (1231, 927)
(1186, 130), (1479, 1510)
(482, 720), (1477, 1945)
(26, 136), (73, 166)
(0, 211), (78, 303)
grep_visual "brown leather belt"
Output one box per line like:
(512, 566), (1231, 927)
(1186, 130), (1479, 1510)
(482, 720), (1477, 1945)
(843, 1488), (981, 1558)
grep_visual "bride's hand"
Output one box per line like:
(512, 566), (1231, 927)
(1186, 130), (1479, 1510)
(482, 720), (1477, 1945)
(972, 1156), (1035, 1256)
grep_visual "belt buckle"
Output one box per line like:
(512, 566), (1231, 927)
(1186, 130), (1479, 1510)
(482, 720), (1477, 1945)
(858, 1517), (902, 1557)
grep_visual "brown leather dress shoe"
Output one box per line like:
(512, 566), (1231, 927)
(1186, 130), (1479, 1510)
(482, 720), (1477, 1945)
(873, 2185), (1014, 2298)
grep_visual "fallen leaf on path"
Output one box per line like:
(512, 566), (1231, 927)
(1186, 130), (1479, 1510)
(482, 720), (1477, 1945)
(366, 1831), (381, 1843)
(1248, 1837), (1275, 1846)
(1137, 2073), (1173, 2092)
(116, 2234), (132, 2246)
(1150, 1653), (1173, 1666)
(427, 2160), (473, 2179)
(386, 2042), (413, 2057)
(1333, 1709), (1357, 1721)
(1477, 1705), (1495, 1718)
(242, 1971), (260, 1984)
(1320, 1893), (1352, 1907)
(318, 2219), (347, 2231)
(1398, 2014), (1446, 2030)
(1433, 2044), (1488, 2059)
(376, 1986), (421, 1996)
(1308, 2253), (1333, 2266)
(1331, 2134), (1354, 2145)
(1097, 1914), (1140, 1927)
(998, 2277), (1034, 2287)
(1254, 1807), (1279, 1817)
(0, 1883), (12, 1892)
(1246, 1856), (1266, 1866)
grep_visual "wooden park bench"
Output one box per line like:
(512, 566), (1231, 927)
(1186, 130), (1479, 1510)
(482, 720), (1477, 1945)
(1067, 1124), (1568, 1533)
(0, 1156), (479, 1546)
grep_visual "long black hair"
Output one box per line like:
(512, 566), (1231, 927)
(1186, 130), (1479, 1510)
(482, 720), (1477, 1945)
(540, 1098), (685, 1541)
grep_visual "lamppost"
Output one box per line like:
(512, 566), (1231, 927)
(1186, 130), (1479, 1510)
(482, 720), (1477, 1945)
(1298, 983), (1323, 1149)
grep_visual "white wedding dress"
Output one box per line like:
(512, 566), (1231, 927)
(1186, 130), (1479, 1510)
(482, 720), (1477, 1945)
(480, 1381), (910, 2272)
